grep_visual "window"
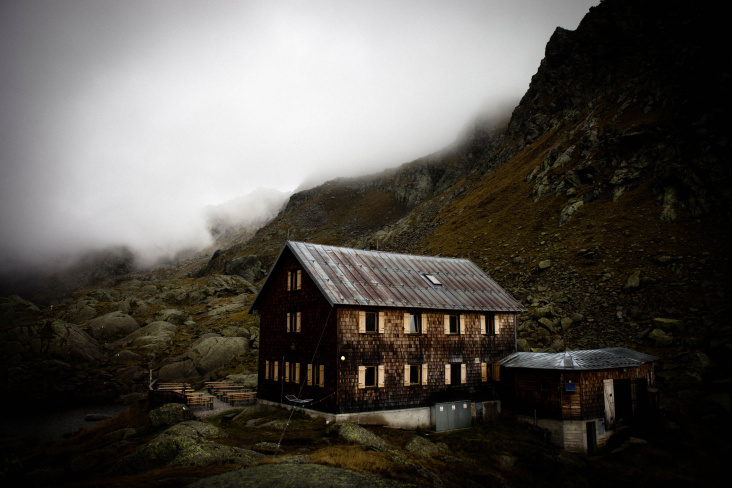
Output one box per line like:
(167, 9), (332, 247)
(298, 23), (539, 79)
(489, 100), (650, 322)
(445, 363), (466, 385)
(481, 314), (496, 335)
(287, 312), (301, 333)
(358, 364), (385, 388)
(404, 363), (428, 386)
(444, 314), (463, 335)
(285, 362), (300, 383)
(359, 310), (383, 334)
(403, 311), (422, 334)
(265, 360), (279, 381)
(287, 269), (302, 291)
(308, 364), (325, 387)
(423, 273), (442, 286)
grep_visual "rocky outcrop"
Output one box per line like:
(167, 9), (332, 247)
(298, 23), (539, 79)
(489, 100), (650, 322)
(187, 336), (249, 375)
(84, 311), (139, 342)
(0, 319), (103, 363)
(116, 420), (263, 474)
(0, 295), (41, 325)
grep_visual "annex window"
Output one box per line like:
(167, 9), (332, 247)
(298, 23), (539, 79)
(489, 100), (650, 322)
(480, 314), (496, 335)
(403, 311), (423, 334)
(358, 364), (385, 389)
(285, 362), (300, 383)
(359, 310), (384, 334)
(307, 364), (325, 387)
(444, 314), (464, 335)
(444, 363), (466, 385)
(287, 269), (302, 291)
(286, 312), (302, 333)
(404, 363), (428, 386)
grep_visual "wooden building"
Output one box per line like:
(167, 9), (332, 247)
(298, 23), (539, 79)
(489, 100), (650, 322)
(249, 241), (525, 424)
(500, 348), (658, 453)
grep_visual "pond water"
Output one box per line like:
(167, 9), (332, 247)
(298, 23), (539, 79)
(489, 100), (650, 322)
(0, 404), (128, 443)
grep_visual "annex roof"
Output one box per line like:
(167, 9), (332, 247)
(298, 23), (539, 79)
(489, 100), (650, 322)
(500, 348), (657, 371)
(250, 241), (525, 313)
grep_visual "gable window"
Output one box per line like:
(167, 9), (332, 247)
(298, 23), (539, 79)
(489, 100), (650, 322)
(480, 314), (496, 335)
(287, 269), (302, 291)
(359, 310), (384, 334)
(444, 314), (463, 335)
(287, 312), (302, 333)
(404, 363), (428, 386)
(403, 311), (422, 334)
(358, 364), (385, 389)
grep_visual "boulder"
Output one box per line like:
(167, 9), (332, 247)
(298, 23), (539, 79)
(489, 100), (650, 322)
(652, 317), (684, 331)
(538, 260), (552, 270)
(624, 270), (643, 290)
(187, 336), (249, 375)
(0, 295), (41, 324)
(123, 321), (178, 351)
(59, 298), (98, 324)
(117, 420), (262, 474)
(0, 320), (103, 362)
(648, 328), (673, 346)
(85, 312), (139, 341)
(153, 309), (187, 325)
(223, 255), (262, 283)
(158, 359), (199, 382)
(405, 435), (441, 458)
(327, 422), (392, 452)
(149, 403), (196, 428)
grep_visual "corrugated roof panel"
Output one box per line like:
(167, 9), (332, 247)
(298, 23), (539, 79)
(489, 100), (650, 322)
(501, 348), (657, 370)
(282, 241), (525, 312)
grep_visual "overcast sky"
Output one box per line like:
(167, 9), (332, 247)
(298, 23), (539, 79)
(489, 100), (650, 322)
(0, 0), (599, 271)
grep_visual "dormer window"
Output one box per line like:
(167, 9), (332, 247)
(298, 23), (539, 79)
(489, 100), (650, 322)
(423, 273), (442, 286)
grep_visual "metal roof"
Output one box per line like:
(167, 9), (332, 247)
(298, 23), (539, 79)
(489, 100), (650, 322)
(250, 241), (525, 313)
(500, 348), (657, 371)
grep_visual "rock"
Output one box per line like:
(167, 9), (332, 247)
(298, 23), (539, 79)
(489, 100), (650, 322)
(223, 255), (262, 283)
(648, 328), (673, 346)
(123, 321), (178, 351)
(149, 403), (196, 428)
(560, 317), (574, 329)
(652, 317), (684, 331)
(559, 200), (583, 225)
(60, 298), (98, 324)
(538, 317), (556, 333)
(85, 312), (139, 341)
(538, 260), (552, 270)
(405, 435), (441, 458)
(158, 359), (199, 382)
(187, 336), (249, 375)
(226, 373), (258, 388)
(117, 420), (262, 474)
(253, 441), (280, 453)
(112, 350), (143, 364)
(0, 320), (103, 363)
(153, 309), (187, 325)
(0, 295), (41, 324)
(327, 422), (392, 452)
(624, 270), (642, 290)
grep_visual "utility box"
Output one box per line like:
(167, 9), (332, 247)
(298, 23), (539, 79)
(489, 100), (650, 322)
(431, 400), (472, 432)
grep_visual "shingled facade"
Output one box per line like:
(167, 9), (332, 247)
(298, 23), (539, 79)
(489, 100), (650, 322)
(249, 241), (525, 416)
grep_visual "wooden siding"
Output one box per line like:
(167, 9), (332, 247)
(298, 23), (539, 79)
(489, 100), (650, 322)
(336, 308), (517, 414)
(503, 363), (655, 423)
(257, 248), (339, 412)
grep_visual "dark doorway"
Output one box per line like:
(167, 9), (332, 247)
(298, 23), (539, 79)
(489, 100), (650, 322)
(614, 379), (633, 424)
(586, 421), (597, 455)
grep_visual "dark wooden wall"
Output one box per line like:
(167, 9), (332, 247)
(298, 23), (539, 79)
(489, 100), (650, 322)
(503, 363), (655, 421)
(256, 248), (339, 412)
(336, 308), (518, 414)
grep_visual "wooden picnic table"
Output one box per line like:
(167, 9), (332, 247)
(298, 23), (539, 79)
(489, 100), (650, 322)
(224, 391), (257, 406)
(185, 391), (215, 410)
